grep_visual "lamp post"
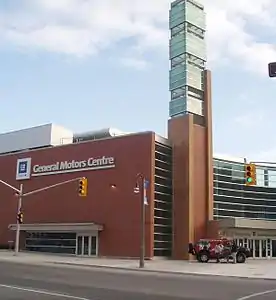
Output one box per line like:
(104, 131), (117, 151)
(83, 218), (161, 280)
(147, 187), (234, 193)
(134, 173), (148, 268)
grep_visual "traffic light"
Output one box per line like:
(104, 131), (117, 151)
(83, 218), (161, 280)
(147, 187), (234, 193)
(17, 212), (23, 224)
(268, 62), (276, 77)
(78, 177), (87, 197)
(245, 163), (256, 186)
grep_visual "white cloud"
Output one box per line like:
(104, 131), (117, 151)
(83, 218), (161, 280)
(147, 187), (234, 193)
(1, 0), (276, 73)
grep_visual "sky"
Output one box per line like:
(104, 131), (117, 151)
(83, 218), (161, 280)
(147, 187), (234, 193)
(1, 0), (276, 161)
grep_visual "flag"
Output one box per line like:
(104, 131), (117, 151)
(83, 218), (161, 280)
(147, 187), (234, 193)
(143, 179), (149, 205)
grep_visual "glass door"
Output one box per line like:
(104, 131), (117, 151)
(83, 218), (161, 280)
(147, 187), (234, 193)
(77, 236), (82, 255)
(83, 236), (89, 255)
(254, 239), (260, 258)
(272, 240), (276, 258)
(261, 239), (267, 258)
(76, 235), (97, 256)
(90, 236), (97, 256)
(249, 239), (269, 259)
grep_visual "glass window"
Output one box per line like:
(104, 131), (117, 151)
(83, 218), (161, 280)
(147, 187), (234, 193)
(155, 176), (171, 187)
(268, 170), (276, 187)
(214, 194), (276, 207)
(154, 193), (172, 204)
(155, 184), (172, 195)
(155, 152), (172, 164)
(154, 225), (172, 234)
(155, 167), (172, 178)
(154, 217), (172, 226)
(155, 160), (172, 171)
(169, 98), (186, 116)
(155, 143), (172, 156)
(256, 168), (265, 186)
(154, 249), (171, 257)
(25, 231), (76, 255)
(154, 241), (172, 250)
(154, 233), (172, 242)
(154, 208), (172, 218)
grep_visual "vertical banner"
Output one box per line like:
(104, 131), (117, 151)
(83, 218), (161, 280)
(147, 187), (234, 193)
(143, 179), (149, 205)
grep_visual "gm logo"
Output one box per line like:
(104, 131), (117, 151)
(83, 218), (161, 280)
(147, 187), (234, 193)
(16, 158), (32, 180)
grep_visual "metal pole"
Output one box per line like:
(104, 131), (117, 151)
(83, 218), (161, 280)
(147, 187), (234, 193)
(242, 158), (247, 218)
(23, 177), (82, 197)
(14, 183), (23, 256)
(0, 179), (20, 193)
(139, 177), (145, 268)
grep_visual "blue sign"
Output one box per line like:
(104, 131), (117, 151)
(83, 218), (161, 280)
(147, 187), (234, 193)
(144, 180), (149, 189)
(18, 161), (28, 174)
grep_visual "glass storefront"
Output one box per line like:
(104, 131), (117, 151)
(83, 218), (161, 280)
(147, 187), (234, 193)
(25, 231), (97, 256)
(76, 235), (97, 256)
(234, 237), (276, 259)
(214, 158), (276, 220)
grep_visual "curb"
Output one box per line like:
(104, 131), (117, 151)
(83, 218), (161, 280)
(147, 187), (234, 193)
(50, 261), (276, 281)
(1, 257), (276, 282)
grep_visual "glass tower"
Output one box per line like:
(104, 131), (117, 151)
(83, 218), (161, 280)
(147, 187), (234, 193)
(169, 0), (206, 118)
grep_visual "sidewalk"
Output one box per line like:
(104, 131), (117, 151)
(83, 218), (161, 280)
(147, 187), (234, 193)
(0, 250), (275, 280)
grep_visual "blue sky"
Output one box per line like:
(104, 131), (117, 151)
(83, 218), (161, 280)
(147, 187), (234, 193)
(1, 0), (276, 161)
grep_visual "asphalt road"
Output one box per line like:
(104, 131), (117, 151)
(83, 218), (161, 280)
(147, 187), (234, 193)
(0, 261), (276, 299)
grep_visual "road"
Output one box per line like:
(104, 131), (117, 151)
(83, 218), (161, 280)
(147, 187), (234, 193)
(0, 261), (276, 299)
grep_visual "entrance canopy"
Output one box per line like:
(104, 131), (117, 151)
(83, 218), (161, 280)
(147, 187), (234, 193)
(8, 222), (103, 232)
(218, 218), (276, 230)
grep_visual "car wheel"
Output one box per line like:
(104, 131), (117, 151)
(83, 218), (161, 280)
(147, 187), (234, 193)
(236, 253), (246, 263)
(199, 252), (209, 263)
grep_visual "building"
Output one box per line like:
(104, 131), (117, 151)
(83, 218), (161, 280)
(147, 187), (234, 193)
(0, 124), (173, 258)
(214, 156), (276, 259)
(1, 0), (276, 260)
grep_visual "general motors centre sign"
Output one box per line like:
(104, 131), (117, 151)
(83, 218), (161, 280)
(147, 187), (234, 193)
(16, 156), (115, 180)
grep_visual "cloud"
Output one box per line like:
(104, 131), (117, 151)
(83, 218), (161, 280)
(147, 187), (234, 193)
(203, 0), (276, 75)
(0, 0), (276, 73)
(0, 0), (169, 61)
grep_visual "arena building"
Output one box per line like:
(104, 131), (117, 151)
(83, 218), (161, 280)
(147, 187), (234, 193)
(0, 124), (174, 258)
(1, 0), (276, 260)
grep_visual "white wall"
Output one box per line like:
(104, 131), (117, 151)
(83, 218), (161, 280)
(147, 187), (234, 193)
(0, 124), (73, 154)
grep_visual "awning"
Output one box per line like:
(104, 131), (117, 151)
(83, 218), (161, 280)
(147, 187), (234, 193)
(218, 218), (276, 230)
(8, 222), (103, 232)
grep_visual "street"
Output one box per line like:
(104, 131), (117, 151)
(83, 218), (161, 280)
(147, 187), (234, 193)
(0, 261), (276, 299)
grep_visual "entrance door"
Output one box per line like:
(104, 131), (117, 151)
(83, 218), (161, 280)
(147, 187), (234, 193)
(248, 239), (270, 259)
(272, 240), (276, 258)
(76, 235), (97, 256)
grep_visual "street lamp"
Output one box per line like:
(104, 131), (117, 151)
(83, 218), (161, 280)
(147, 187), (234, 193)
(134, 173), (149, 268)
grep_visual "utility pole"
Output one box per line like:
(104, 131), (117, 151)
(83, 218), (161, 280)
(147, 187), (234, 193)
(134, 173), (148, 268)
(0, 177), (85, 256)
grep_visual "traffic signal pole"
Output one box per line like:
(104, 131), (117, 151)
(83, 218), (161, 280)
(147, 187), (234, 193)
(0, 176), (84, 256)
(14, 184), (23, 256)
(23, 177), (83, 197)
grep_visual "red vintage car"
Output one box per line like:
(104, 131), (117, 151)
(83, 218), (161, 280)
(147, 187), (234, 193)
(188, 238), (251, 263)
